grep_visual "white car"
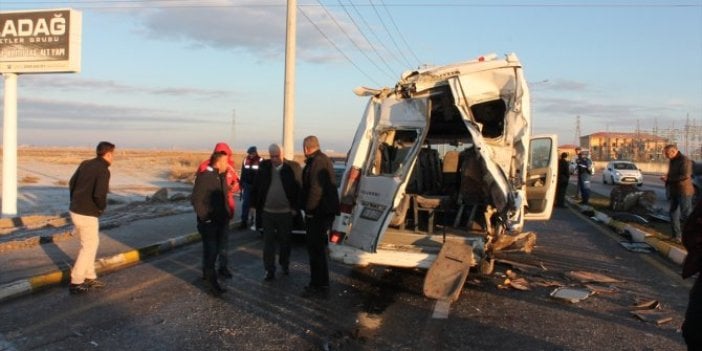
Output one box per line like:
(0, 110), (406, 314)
(602, 160), (643, 186)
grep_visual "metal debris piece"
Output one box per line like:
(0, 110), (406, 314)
(619, 241), (654, 253)
(491, 231), (536, 253)
(566, 271), (622, 283)
(505, 269), (517, 279)
(584, 284), (618, 295)
(532, 279), (564, 288)
(509, 278), (530, 291)
(631, 299), (660, 310)
(630, 309), (673, 325)
(550, 287), (591, 303)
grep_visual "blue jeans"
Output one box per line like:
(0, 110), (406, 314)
(578, 177), (591, 205)
(670, 194), (693, 239)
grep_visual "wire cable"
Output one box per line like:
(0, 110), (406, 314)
(377, 0), (421, 67)
(298, 5), (382, 86)
(368, 0), (413, 68)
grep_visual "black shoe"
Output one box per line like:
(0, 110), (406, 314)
(205, 279), (225, 296)
(83, 278), (106, 289)
(69, 283), (88, 295)
(264, 271), (275, 281)
(300, 285), (329, 299)
(218, 267), (233, 279)
(282, 267), (290, 276)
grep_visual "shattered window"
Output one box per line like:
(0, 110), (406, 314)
(368, 129), (420, 176)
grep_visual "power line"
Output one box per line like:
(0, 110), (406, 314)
(314, 0), (396, 81)
(377, 0), (421, 67)
(298, 6), (382, 86)
(335, 0), (398, 80)
(4, 1), (698, 8)
(368, 0), (413, 68)
(346, 0), (406, 75)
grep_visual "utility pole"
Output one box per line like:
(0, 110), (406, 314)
(282, 0), (297, 161)
(574, 115), (581, 146)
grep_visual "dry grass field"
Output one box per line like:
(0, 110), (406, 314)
(0, 147), (325, 216)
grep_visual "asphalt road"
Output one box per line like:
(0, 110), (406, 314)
(0, 208), (691, 350)
(585, 173), (668, 210)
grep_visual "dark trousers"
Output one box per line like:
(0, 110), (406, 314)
(305, 215), (333, 288)
(198, 221), (226, 279)
(262, 211), (293, 273)
(555, 181), (568, 207)
(241, 183), (253, 222)
(217, 225), (229, 269)
(684, 274), (702, 350)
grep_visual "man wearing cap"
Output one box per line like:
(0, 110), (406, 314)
(240, 146), (263, 229)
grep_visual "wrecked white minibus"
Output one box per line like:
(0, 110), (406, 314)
(329, 53), (558, 300)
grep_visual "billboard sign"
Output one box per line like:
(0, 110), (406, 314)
(0, 8), (82, 73)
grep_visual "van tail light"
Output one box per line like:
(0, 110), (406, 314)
(330, 230), (346, 244)
(340, 202), (354, 214)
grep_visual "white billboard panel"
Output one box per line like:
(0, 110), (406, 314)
(0, 8), (82, 73)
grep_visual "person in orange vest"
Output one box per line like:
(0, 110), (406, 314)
(240, 146), (263, 230)
(197, 142), (240, 279)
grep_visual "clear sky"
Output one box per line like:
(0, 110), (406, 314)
(1, 0), (701, 154)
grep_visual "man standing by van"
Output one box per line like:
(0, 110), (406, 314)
(661, 144), (694, 242)
(301, 136), (339, 298)
(576, 150), (593, 205)
(68, 141), (114, 295)
(253, 144), (301, 281)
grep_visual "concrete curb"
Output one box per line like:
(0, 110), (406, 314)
(0, 231), (202, 303)
(568, 199), (687, 266)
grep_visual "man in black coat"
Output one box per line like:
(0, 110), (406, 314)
(252, 143), (302, 281)
(68, 141), (115, 295)
(191, 151), (232, 297)
(555, 152), (570, 208)
(682, 198), (702, 350)
(300, 135), (340, 298)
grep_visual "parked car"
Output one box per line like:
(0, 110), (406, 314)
(602, 160), (643, 186)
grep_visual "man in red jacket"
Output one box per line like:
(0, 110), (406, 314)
(197, 142), (240, 278)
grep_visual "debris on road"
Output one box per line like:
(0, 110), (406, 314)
(619, 241), (654, 253)
(630, 310), (673, 325)
(566, 271), (622, 284)
(550, 287), (591, 303)
(584, 284), (618, 295)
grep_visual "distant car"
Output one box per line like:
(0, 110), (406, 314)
(602, 160), (643, 186)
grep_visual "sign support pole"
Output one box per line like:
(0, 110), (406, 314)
(282, 0), (297, 161)
(2, 72), (18, 217)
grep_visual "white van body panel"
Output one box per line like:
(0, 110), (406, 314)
(331, 53), (557, 271)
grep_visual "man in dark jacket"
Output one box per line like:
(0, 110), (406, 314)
(240, 146), (263, 229)
(252, 144), (302, 281)
(300, 135), (340, 298)
(682, 198), (702, 350)
(68, 141), (115, 295)
(661, 144), (694, 242)
(192, 151), (232, 297)
(556, 152), (570, 208)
